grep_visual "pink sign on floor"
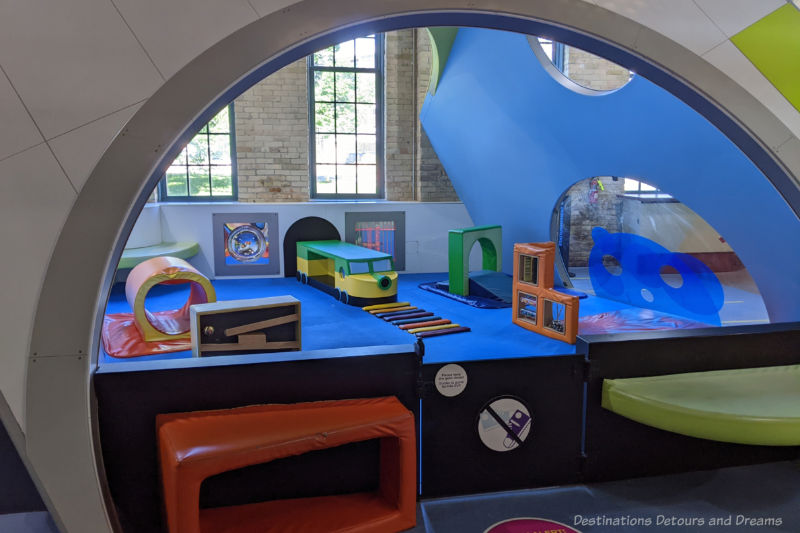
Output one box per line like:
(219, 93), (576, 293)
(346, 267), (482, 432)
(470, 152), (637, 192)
(485, 517), (582, 533)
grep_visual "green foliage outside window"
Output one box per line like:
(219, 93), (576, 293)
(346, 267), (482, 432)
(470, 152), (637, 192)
(309, 35), (383, 198)
(161, 105), (237, 201)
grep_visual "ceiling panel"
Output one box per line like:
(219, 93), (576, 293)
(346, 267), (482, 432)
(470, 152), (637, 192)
(704, 40), (800, 142)
(595, 0), (727, 55)
(694, 0), (784, 37)
(0, 0), (163, 139)
(0, 69), (44, 161)
(247, 0), (299, 17)
(0, 145), (76, 426)
(731, 4), (800, 113)
(113, 0), (259, 80)
(49, 103), (143, 193)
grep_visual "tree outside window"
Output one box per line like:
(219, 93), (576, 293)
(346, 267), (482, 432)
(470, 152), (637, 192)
(159, 105), (238, 202)
(309, 35), (384, 199)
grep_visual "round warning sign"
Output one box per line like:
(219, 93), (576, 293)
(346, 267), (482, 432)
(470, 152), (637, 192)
(435, 364), (468, 397)
(484, 517), (581, 533)
(477, 397), (531, 452)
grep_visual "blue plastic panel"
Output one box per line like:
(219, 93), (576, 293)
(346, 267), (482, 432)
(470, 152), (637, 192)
(588, 228), (723, 325)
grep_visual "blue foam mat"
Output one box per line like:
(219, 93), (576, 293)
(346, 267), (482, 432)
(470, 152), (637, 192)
(101, 273), (711, 365)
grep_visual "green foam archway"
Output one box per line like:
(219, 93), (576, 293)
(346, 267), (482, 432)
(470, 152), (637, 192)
(448, 225), (502, 296)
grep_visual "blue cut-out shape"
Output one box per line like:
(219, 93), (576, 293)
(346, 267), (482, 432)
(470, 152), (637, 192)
(588, 228), (723, 325)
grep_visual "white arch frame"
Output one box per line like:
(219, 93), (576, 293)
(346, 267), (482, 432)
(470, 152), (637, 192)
(24, 2), (800, 532)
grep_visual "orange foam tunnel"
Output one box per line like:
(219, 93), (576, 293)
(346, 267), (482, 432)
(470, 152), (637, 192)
(125, 256), (216, 342)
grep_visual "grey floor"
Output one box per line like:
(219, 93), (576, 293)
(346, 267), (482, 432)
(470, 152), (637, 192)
(0, 512), (58, 533)
(417, 461), (800, 533)
(4, 462), (798, 532)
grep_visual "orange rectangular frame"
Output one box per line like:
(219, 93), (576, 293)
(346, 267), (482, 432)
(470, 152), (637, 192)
(512, 242), (578, 344)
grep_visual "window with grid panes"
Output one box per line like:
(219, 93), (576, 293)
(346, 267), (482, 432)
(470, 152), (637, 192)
(623, 178), (674, 201)
(159, 105), (237, 201)
(309, 35), (384, 198)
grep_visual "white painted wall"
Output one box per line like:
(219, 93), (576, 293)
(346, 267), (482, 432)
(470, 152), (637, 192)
(125, 204), (163, 248)
(158, 201), (474, 277)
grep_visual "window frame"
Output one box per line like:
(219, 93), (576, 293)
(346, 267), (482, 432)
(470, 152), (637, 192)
(622, 177), (676, 202)
(308, 34), (385, 200)
(158, 104), (239, 202)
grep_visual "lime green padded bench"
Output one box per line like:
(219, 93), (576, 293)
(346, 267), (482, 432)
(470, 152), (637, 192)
(602, 364), (800, 446)
(119, 242), (200, 270)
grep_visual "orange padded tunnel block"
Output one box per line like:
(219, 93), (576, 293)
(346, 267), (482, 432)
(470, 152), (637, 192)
(157, 397), (417, 533)
(126, 256), (215, 342)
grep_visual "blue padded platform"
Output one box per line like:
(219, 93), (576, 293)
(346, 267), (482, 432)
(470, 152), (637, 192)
(102, 273), (724, 366)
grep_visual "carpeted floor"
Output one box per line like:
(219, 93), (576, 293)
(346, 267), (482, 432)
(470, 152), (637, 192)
(101, 270), (770, 365)
(100, 272), (659, 365)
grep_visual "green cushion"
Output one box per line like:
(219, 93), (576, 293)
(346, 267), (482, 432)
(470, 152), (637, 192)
(119, 241), (200, 270)
(602, 364), (800, 446)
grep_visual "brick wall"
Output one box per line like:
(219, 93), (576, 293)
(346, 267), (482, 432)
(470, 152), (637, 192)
(559, 47), (630, 266)
(416, 30), (459, 202)
(234, 59), (309, 202)
(384, 31), (415, 200)
(564, 47), (630, 91)
(564, 177), (625, 267)
(233, 29), (457, 203)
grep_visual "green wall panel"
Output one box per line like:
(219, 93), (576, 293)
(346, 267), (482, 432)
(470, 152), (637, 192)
(732, 4), (800, 112)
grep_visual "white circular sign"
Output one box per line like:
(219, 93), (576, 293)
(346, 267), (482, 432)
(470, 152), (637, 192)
(435, 364), (468, 397)
(477, 397), (532, 452)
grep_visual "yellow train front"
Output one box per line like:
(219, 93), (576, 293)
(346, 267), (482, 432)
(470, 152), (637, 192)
(296, 240), (398, 306)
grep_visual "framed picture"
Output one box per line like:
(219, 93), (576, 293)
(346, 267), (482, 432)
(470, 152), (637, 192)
(345, 211), (405, 270)
(213, 212), (280, 276)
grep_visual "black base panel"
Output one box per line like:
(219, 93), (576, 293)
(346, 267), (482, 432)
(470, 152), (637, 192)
(94, 346), (420, 533)
(420, 354), (584, 498)
(582, 323), (800, 483)
(348, 294), (397, 307)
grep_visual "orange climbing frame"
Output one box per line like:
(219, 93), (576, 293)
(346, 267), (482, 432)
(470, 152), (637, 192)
(511, 242), (579, 344)
(157, 397), (417, 533)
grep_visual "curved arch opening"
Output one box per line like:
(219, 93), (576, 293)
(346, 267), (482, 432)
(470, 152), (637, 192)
(532, 36), (633, 93)
(32, 4), (800, 370)
(26, 6), (800, 532)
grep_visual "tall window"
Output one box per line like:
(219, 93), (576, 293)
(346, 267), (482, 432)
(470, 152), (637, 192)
(623, 178), (673, 201)
(309, 35), (384, 199)
(159, 105), (237, 201)
(537, 37), (565, 72)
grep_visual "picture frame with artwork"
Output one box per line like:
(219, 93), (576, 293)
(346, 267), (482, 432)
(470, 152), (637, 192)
(345, 211), (405, 271)
(213, 213), (280, 276)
